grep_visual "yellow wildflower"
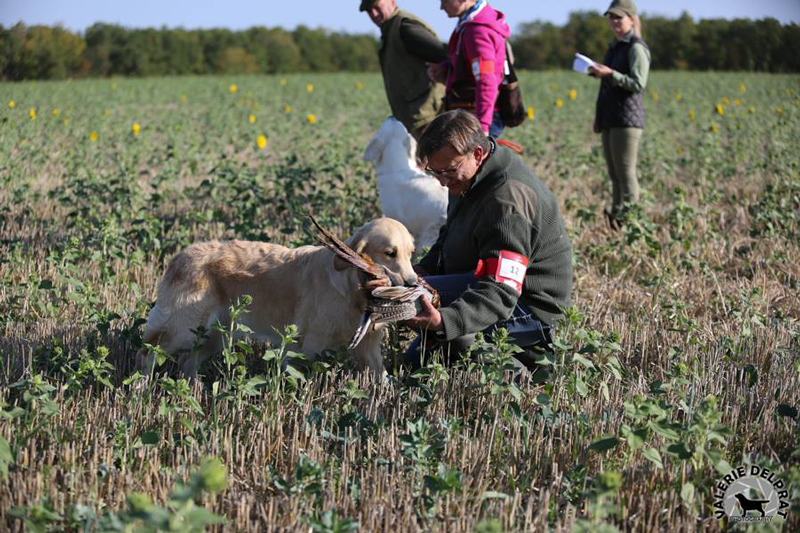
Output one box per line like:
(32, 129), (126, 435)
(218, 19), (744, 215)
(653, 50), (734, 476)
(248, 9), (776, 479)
(715, 104), (724, 115)
(748, 106), (755, 114)
(111, 83), (118, 91)
(229, 84), (238, 94)
(786, 88), (794, 96)
(62, 118), (69, 126)
(734, 99), (741, 106)
(89, 131), (98, 142)
(8, 100), (15, 109)
(675, 92), (682, 101)
(306, 84), (314, 93)
(180, 94), (187, 102)
(284, 105), (292, 113)
(527, 106), (534, 120)
(721, 97), (730, 105)
(103, 109), (110, 116)
(257, 134), (267, 149)
(739, 84), (746, 92)
(131, 123), (140, 136)
(775, 107), (783, 115)
(710, 124), (718, 133)
(306, 114), (316, 124)
(568, 89), (577, 100)
(280, 78), (287, 86)
(29, 107), (36, 120)
(356, 82), (364, 90)
(651, 90), (659, 101)
(555, 99), (563, 108)
(688, 109), (695, 121)
(248, 114), (256, 123)
(677, 147), (684, 155)
(52, 108), (59, 115)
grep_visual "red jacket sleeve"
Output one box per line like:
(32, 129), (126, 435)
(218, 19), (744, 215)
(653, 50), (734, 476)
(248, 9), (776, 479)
(461, 27), (505, 132)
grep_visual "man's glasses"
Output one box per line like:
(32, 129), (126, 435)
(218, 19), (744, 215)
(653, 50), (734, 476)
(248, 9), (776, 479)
(424, 155), (468, 178)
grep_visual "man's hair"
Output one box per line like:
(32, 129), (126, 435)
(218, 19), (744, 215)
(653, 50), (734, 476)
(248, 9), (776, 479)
(416, 110), (490, 163)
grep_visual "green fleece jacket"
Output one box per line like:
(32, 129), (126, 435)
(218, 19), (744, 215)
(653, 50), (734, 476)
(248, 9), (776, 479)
(418, 142), (573, 340)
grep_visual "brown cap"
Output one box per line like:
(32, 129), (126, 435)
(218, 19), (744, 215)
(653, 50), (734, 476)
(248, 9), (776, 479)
(360, 0), (377, 11)
(604, 0), (637, 18)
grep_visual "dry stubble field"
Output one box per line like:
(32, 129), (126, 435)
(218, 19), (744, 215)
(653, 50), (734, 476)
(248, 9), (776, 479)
(0, 71), (799, 531)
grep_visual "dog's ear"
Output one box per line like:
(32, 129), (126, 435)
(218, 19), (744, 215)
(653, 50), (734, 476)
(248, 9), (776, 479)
(404, 133), (416, 159)
(333, 231), (368, 271)
(363, 135), (383, 164)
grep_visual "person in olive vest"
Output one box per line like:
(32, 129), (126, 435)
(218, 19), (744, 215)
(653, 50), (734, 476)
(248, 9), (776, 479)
(360, 0), (447, 139)
(590, 0), (650, 230)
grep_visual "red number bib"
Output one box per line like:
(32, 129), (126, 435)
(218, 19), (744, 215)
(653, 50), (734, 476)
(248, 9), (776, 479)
(473, 251), (529, 295)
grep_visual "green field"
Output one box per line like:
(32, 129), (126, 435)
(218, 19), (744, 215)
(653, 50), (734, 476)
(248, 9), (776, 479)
(1, 71), (799, 531)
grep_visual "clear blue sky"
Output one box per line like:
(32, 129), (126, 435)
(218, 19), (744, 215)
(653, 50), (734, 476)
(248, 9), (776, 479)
(2, 0), (799, 38)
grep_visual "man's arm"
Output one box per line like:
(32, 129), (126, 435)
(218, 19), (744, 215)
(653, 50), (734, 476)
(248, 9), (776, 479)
(399, 19), (447, 63)
(436, 212), (533, 341)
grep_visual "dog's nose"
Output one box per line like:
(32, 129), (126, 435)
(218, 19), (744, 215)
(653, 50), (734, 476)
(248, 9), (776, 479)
(404, 273), (418, 286)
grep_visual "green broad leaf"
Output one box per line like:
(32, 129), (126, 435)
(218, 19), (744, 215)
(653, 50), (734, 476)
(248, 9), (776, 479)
(680, 482), (695, 504)
(535, 393), (550, 405)
(0, 436), (13, 479)
(642, 447), (663, 469)
(141, 431), (159, 445)
(236, 323), (253, 334)
(589, 436), (620, 453)
(648, 420), (680, 441)
(576, 375), (589, 396)
(572, 353), (595, 369)
(665, 442), (693, 459)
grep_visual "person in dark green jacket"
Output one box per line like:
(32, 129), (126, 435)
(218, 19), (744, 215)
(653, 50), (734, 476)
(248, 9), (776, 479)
(360, 0), (447, 139)
(590, 0), (650, 229)
(401, 110), (573, 376)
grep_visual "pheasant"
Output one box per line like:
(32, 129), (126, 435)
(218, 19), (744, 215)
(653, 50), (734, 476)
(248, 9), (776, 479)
(308, 215), (440, 348)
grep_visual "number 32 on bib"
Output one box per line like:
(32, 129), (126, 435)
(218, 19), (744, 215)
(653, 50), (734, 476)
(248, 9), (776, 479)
(474, 251), (529, 295)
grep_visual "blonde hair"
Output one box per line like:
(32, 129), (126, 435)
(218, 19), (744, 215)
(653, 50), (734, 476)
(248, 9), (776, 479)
(632, 15), (642, 38)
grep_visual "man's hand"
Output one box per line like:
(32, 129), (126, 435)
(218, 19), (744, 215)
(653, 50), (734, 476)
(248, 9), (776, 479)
(363, 277), (391, 291)
(589, 64), (613, 78)
(402, 296), (443, 331)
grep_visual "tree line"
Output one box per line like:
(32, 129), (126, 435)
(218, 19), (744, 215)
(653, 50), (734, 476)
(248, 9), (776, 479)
(1, 11), (798, 81)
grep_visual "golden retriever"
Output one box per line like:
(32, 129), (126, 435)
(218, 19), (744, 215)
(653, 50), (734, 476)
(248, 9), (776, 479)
(135, 218), (417, 379)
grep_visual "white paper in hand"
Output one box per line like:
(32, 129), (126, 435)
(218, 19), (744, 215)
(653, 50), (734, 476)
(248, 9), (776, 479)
(573, 53), (596, 74)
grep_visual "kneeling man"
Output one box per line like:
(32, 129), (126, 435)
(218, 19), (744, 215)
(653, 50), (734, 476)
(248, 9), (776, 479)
(404, 110), (573, 376)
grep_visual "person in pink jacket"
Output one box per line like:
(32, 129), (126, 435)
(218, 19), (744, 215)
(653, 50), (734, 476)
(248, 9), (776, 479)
(429, 0), (510, 138)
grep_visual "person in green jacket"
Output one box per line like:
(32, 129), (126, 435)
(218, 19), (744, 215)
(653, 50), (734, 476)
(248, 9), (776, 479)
(360, 0), (447, 139)
(590, 0), (650, 229)
(401, 110), (573, 376)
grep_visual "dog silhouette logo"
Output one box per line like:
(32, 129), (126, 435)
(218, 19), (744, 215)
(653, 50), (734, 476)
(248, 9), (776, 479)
(733, 491), (770, 517)
(713, 465), (790, 523)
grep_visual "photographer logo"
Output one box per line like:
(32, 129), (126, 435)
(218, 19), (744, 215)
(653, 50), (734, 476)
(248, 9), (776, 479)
(713, 465), (790, 523)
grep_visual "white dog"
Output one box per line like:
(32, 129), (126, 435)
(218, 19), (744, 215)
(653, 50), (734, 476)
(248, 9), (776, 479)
(364, 117), (448, 252)
(135, 218), (417, 379)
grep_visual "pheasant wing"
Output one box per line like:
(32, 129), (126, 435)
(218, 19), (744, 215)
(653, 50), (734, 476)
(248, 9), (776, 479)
(308, 214), (389, 283)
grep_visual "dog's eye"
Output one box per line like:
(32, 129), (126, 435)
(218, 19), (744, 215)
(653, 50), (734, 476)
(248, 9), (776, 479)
(385, 249), (397, 258)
